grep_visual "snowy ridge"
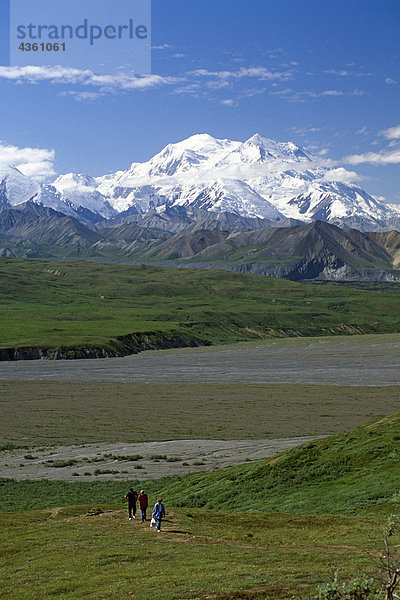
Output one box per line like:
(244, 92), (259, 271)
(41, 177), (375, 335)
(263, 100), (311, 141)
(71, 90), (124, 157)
(52, 173), (116, 219)
(1, 133), (400, 231)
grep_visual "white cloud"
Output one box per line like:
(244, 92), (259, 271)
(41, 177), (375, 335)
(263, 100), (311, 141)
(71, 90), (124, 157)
(220, 99), (237, 106)
(324, 69), (370, 77)
(172, 82), (201, 96)
(292, 127), (321, 136)
(60, 90), (104, 101)
(380, 124), (400, 140)
(321, 90), (344, 96)
(152, 44), (170, 50)
(206, 79), (230, 90)
(385, 77), (397, 84)
(322, 167), (364, 183)
(0, 142), (55, 180)
(0, 64), (289, 105)
(0, 65), (88, 82)
(189, 66), (290, 82)
(345, 148), (400, 165)
(239, 87), (266, 99)
(270, 87), (294, 96)
(272, 89), (345, 102)
(324, 69), (352, 77)
(0, 65), (179, 92)
(238, 67), (288, 80)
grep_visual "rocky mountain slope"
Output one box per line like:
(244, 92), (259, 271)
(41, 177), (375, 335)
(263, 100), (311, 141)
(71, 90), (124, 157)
(144, 220), (400, 281)
(1, 202), (400, 281)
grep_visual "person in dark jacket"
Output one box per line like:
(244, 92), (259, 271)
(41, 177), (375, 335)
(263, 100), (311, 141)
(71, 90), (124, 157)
(138, 490), (148, 522)
(152, 498), (166, 532)
(124, 488), (138, 520)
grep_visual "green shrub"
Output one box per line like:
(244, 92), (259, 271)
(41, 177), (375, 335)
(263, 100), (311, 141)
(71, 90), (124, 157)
(315, 573), (378, 600)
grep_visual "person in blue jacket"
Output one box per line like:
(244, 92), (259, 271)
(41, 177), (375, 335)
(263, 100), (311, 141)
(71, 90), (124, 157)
(152, 498), (166, 532)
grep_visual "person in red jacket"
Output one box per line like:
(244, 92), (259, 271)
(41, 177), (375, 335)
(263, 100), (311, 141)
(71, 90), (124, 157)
(138, 490), (148, 522)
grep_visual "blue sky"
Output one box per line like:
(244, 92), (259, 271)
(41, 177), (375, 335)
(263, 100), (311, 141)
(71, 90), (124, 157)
(0, 0), (399, 203)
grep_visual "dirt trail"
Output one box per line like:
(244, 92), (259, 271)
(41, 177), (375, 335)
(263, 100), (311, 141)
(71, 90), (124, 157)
(47, 507), (62, 519)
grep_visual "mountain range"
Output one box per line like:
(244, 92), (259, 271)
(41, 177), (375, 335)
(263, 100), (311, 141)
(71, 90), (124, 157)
(1, 132), (400, 231)
(2, 201), (400, 281)
(2, 133), (400, 281)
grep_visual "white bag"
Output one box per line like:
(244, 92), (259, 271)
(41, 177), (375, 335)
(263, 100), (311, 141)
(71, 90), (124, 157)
(150, 517), (156, 527)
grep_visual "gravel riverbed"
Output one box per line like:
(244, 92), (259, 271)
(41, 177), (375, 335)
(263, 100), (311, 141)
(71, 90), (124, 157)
(0, 437), (322, 482)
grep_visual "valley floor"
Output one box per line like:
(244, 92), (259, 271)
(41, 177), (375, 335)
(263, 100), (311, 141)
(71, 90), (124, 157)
(2, 333), (400, 599)
(0, 333), (399, 385)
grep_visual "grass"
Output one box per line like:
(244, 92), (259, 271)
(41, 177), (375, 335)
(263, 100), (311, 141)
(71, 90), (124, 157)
(2, 259), (400, 598)
(1, 381), (400, 446)
(147, 412), (400, 517)
(2, 412), (400, 516)
(0, 506), (385, 600)
(1, 258), (400, 353)
(1, 403), (400, 599)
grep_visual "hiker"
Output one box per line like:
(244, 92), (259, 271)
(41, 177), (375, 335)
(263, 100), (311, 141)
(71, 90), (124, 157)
(152, 497), (166, 532)
(138, 490), (148, 522)
(124, 487), (138, 520)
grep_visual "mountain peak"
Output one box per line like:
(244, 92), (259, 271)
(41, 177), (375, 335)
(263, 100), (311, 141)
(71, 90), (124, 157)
(246, 133), (274, 145)
(53, 173), (97, 187)
(184, 133), (218, 143)
(3, 132), (399, 231)
(0, 164), (27, 178)
(242, 134), (311, 162)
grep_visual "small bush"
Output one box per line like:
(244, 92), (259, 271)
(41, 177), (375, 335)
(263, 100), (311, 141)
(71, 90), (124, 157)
(45, 459), (78, 468)
(315, 573), (378, 600)
(110, 455), (143, 462)
(0, 444), (24, 452)
(94, 469), (119, 475)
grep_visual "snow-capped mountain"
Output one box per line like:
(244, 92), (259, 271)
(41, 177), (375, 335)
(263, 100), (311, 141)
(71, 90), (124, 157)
(52, 173), (116, 219)
(216, 133), (312, 166)
(1, 133), (400, 231)
(0, 166), (40, 206)
(0, 167), (109, 224)
(92, 133), (400, 230)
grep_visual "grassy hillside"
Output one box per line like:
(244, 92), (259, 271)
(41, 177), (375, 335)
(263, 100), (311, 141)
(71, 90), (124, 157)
(2, 415), (399, 599)
(155, 412), (400, 516)
(1, 257), (400, 353)
(0, 507), (380, 600)
(2, 412), (400, 516)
